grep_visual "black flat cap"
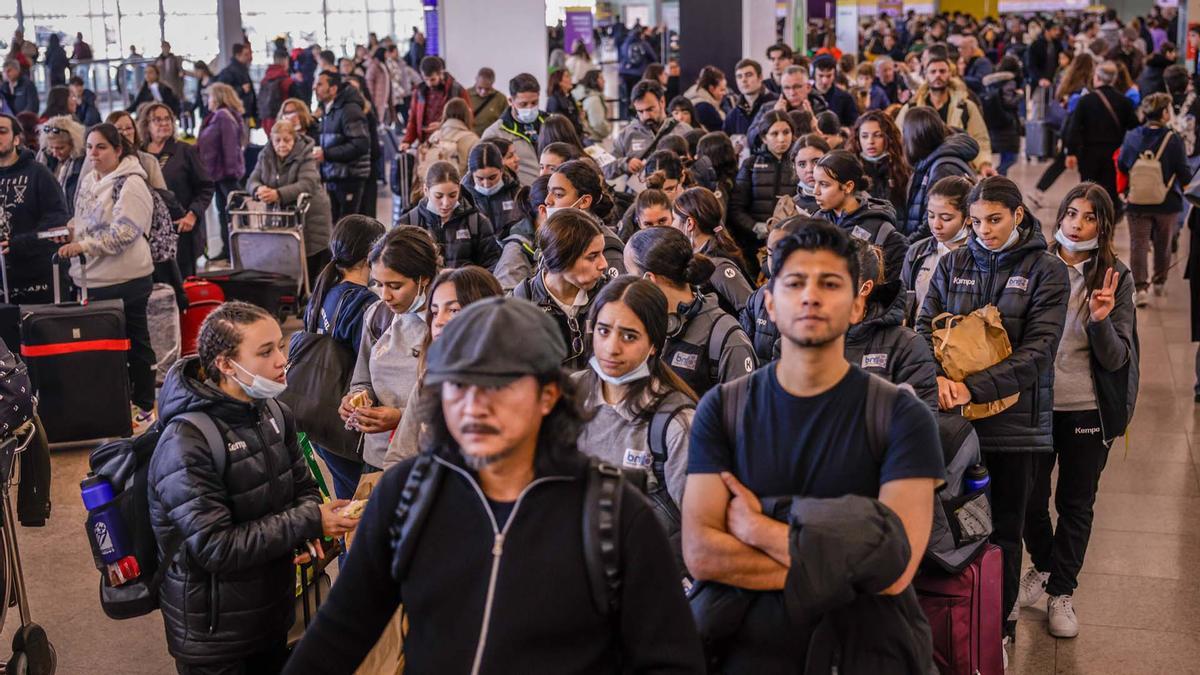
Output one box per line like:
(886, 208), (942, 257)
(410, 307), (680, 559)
(424, 297), (567, 387)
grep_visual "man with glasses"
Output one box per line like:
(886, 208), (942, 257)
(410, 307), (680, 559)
(749, 65), (827, 150)
(0, 113), (70, 304)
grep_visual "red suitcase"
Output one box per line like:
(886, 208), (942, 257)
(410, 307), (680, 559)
(914, 543), (1004, 675)
(181, 278), (224, 357)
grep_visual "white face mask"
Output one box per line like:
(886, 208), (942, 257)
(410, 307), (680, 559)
(979, 226), (1021, 252)
(231, 360), (287, 399)
(1055, 228), (1099, 252)
(406, 281), (427, 315)
(861, 151), (889, 163)
(475, 180), (503, 197)
(545, 196), (583, 220)
(797, 179), (815, 196)
(514, 107), (539, 124)
(946, 225), (970, 244)
(589, 355), (652, 386)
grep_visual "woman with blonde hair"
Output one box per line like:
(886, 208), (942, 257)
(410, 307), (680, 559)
(35, 114), (86, 214)
(198, 81), (247, 262)
(277, 97), (320, 140)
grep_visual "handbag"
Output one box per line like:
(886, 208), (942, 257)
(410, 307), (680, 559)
(278, 292), (363, 458)
(930, 305), (1020, 420)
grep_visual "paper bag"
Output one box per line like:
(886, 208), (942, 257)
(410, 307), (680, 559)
(930, 305), (1019, 420)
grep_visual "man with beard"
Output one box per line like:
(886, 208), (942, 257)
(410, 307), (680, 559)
(897, 51), (994, 175)
(0, 113), (69, 305)
(683, 221), (943, 672)
(604, 80), (691, 186)
(286, 297), (703, 673)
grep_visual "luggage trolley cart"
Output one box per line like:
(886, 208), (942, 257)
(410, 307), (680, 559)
(0, 421), (55, 674)
(225, 191), (312, 313)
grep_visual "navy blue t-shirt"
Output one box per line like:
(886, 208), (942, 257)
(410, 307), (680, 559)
(689, 364), (944, 498)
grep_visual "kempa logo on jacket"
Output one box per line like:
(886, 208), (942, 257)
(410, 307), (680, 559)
(1074, 426), (1101, 435)
(952, 277), (976, 286)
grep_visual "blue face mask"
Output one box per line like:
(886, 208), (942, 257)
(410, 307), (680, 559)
(589, 355), (651, 386)
(475, 180), (503, 197)
(231, 361), (287, 399)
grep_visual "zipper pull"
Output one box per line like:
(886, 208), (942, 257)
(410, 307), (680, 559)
(491, 532), (505, 557)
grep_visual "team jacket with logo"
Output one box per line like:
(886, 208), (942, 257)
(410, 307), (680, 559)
(845, 280), (939, 412)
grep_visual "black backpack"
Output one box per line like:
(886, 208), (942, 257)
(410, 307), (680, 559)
(87, 400), (285, 619)
(258, 74), (286, 123)
(647, 401), (693, 576)
(388, 453), (629, 616)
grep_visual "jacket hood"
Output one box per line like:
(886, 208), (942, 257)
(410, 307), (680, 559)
(965, 215), (1048, 269)
(0, 147), (35, 175)
(827, 193), (898, 229)
(264, 63), (289, 79)
(923, 132), (980, 168)
(982, 71), (1015, 87)
(848, 279), (906, 343)
(684, 83), (721, 109)
(330, 84), (365, 112)
(157, 357), (261, 427)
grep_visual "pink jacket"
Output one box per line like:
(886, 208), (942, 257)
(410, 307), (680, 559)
(366, 59), (393, 125)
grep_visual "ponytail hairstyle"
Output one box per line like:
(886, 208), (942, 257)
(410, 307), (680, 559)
(197, 301), (277, 384)
(423, 160), (461, 190)
(814, 149), (871, 196)
(965, 175), (1028, 229)
(673, 186), (746, 269)
(851, 237), (886, 299)
(538, 208), (605, 273)
(848, 110), (911, 207)
(633, 189), (672, 224)
(540, 141), (582, 167)
(1053, 182), (1118, 302)
(516, 174), (552, 228)
(87, 122), (136, 160)
(626, 226), (716, 289)
(310, 215), (386, 309)
(643, 149), (689, 189)
(368, 225), (440, 284)
(588, 276), (699, 420)
(696, 132), (738, 186)
(417, 266), (504, 382)
(553, 159), (616, 221)
(927, 175), (974, 214)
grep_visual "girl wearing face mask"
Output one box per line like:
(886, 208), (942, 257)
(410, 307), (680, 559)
(549, 159), (626, 276)
(246, 119), (334, 284)
(340, 226), (439, 471)
(916, 176), (1070, 647)
(902, 176), (973, 320)
(148, 301), (359, 673)
(671, 186), (753, 314)
(383, 266), (504, 467)
(396, 161), (501, 270)
(461, 142), (524, 239)
(811, 150), (908, 286)
(729, 110), (797, 274)
(512, 208), (611, 371)
(493, 175), (548, 291)
(573, 276), (699, 571)
(739, 216), (820, 362)
(1018, 182), (1138, 640)
(849, 111), (911, 214)
(625, 227), (757, 397)
(791, 133), (830, 214)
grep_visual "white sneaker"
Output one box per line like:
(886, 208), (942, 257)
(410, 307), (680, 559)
(132, 405), (157, 436)
(1047, 594), (1079, 638)
(1153, 283), (1167, 297)
(1135, 289), (1150, 307)
(1017, 567), (1050, 607)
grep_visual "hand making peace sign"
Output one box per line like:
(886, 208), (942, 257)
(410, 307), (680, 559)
(1089, 267), (1119, 323)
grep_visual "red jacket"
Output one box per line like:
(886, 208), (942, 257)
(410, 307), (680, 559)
(403, 74), (471, 144)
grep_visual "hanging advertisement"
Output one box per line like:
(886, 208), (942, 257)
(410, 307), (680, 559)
(424, 0), (440, 56)
(564, 7), (596, 55)
(835, 0), (859, 57)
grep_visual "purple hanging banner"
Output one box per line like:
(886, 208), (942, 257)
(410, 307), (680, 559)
(423, 0), (440, 56)
(563, 7), (596, 55)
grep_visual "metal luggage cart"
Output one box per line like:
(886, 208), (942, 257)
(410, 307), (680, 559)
(225, 191), (312, 303)
(0, 420), (55, 674)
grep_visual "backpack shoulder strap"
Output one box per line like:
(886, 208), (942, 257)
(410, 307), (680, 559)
(718, 375), (751, 454)
(647, 400), (695, 486)
(708, 312), (742, 380)
(864, 374), (899, 465)
(172, 412), (228, 478)
(1154, 131), (1175, 160)
(389, 453), (445, 581)
(582, 458), (623, 617)
(875, 220), (897, 247)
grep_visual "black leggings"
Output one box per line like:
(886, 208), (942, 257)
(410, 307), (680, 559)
(983, 450), (1035, 638)
(89, 275), (155, 410)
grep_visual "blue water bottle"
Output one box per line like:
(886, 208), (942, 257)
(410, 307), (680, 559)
(964, 464), (990, 495)
(81, 473), (141, 585)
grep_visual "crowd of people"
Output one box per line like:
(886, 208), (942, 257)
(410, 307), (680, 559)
(0, 6), (1179, 673)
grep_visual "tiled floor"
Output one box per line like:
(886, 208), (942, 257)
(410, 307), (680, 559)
(4, 160), (1198, 673)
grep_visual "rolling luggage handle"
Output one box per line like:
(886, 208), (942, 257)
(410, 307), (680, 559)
(50, 253), (87, 306)
(1, 246), (9, 305)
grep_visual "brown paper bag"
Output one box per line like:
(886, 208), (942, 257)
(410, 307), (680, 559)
(345, 471), (383, 551)
(930, 305), (1019, 420)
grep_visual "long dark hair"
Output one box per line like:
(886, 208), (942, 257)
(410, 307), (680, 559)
(369, 225), (440, 282)
(537, 114), (585, 154)
(696, 132), (738, 185)
(814, 150), (871, 195)
(311, 215), (386, 310)
(848, 110), (911, 206)
(538, 208), (604, 273)
(41, 86), (72, 119)
(673, 187), (745, 269)
(417, 266), (504, 382)
(902, 107), (950, 165)
(627, 227), (716, 288)
(1053, 182), (1118, 301)
(589, 277), (699, 422)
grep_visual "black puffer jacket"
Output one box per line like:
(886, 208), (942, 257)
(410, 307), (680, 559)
(730, 146), (797, 249)
(147, 358), (323, 663)
(318, 85), (372, 181)
(916, 224), (1070, 454)
(740, 285), (779, 363)
(903, 133), (979, 240)
(981, 71), (1022, 154)
(845, 280), (939, 412)
(396, 198), (502, 270)
(817, 194), (909, 286)
(460, 173), (525, 239)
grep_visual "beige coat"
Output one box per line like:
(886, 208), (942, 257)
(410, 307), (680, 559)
(897, 80), (993, 172)
(427, 118), (480, 176)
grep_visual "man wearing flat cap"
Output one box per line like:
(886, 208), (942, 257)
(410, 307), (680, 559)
(288, 297), (704, 674)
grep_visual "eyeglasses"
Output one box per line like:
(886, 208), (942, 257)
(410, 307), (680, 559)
(565, 314), (585, 359)
(43, 126), (68, 135)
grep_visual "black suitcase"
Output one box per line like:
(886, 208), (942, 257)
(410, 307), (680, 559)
(0, 250), (20, 355)
(192, 269), (299, 320)
(21, 255), (132, 442)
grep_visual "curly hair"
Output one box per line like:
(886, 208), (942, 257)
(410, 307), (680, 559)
(848, 110), (911, 207)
